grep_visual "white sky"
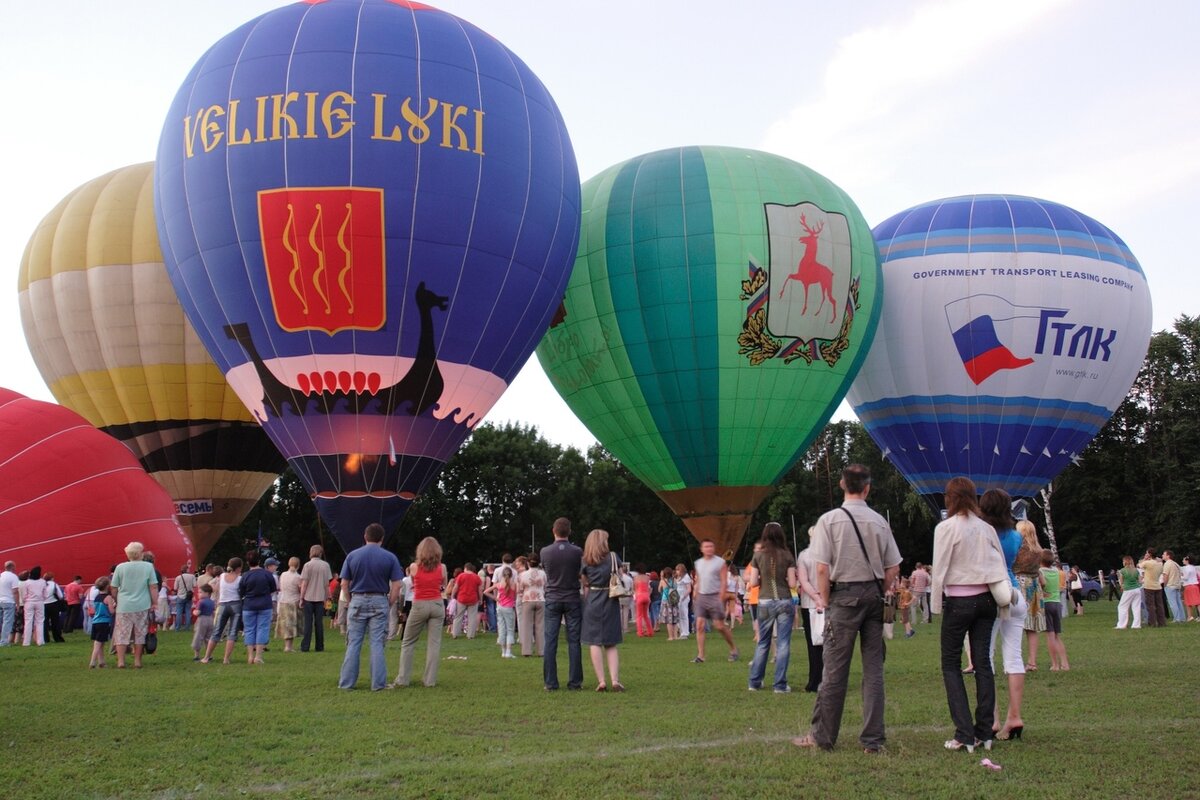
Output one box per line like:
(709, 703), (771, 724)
(3, 0), (1197, 452)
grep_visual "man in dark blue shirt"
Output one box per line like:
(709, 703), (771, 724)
(337, 523), (403, 691)
(540, 517), (583, 691)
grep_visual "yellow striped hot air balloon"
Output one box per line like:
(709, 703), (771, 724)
(17, 162), (285, 562)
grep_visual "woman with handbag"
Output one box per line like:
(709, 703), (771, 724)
(581, 529), (623, 691)
(796, 528), (824, 693)
(931, 477), (1010, 753)
(981, 489), (1028, 741)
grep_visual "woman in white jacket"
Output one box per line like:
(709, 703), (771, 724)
(932, 477), (1009, 754)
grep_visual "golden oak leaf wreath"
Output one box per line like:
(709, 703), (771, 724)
(737, 308), (782, 365)
(739, 267), (860, 367)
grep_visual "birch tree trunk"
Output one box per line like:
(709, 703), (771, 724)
(1039, 482), (1059, 561)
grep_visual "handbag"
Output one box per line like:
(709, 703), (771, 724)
(144, 610), (159, 654)
(608, 554), (631, 598)
(809, 608), (826, 646)
(989, 579), (1017, 608)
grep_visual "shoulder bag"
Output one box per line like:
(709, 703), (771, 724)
(608, 554), (631, 598)
(839, 507), (895, 624)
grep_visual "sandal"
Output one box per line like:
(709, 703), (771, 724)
(944, 739), (974, 753)
(1024, 663), (1038, 671)
(611, 683), (625, 692)
(595, 684), (607, 692)
(791, 734), (823, 750)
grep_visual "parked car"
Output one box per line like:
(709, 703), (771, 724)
(1076, 571), (1103, 601)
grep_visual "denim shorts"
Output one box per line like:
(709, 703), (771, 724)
(210, 601), (243, 642)
(242, 608), (272, 646)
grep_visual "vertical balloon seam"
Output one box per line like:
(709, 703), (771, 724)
(42, 187), (81, 418)
(632, 147), (719, 488)
(912, 199), (944, 493)
(80, 175), (132, 431)
(590, 165), (674, 484)
(554, 168), (672, 486)
(624, 149), (701, 489)
(674, 146), (718, 488)
(605, 155), (681, 489)
(407, 13), (490, 516)
(1016, 196), (1056, 494)
(579, 164), (665, 485)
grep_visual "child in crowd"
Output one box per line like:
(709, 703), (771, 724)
(898, 577), (915, 638)
(88, 577), (115, 668)
(192, 584), (215, 661)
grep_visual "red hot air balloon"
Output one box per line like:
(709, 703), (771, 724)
(0, 389), (194, 583)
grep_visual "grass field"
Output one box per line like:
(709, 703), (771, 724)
(2, 599), (1196, 799)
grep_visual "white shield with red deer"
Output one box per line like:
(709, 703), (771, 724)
(765, 203), (852, 343)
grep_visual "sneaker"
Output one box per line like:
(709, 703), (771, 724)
(748, 685), (761, 692)
(774, 686), (792, 694)
(691, 656), (705, 664)
(905, 630), (916, 638)
(728, 650), (740, 662)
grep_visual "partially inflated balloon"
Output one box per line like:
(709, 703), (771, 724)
(846, 194), (1152, 504)
(537, 147), (882, 555)
(154, 0), (579, 553)
(0, 389), (194, 582)
(18, 163), (285, 562)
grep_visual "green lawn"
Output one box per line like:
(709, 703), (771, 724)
(2, 600), (1196, 799)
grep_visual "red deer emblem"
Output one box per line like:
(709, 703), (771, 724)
(259, 187), (386, 334)
(777, 213), (837, 323)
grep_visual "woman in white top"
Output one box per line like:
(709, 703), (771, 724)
(276, 557), (303, 651)
(22, 566), (50, 646)
(1182, 555), (1199, 622)
(201, 557), (243, 664)
(517, 556), (546, 657)
(796, 528), (825, 693)
(932, 476), (1009, 754)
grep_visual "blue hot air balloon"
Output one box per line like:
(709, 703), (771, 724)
(154, 0), (580, 553)
(846, 194), (1152, 505)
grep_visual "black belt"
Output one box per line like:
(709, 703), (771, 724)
(832, 581), (878, 590)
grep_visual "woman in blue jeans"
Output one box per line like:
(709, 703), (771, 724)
(240, 551), (276, 664)
(931, 477), (1010, 753)
(746, 523), (797, 692)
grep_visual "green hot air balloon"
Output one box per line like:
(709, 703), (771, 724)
(537, 146), (882, 556)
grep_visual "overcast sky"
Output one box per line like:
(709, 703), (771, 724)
(3, 0), (1196, 452)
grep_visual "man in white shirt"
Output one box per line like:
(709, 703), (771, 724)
(0, 561), (19, 646)
(691, 541), (738, 663)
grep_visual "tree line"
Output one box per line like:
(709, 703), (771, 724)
(214, 316), (1200, 574)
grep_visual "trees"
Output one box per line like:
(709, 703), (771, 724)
(1049, 316), (1200, 568)
(214, 315), (1200, 575)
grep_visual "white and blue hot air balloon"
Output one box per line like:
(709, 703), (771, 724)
(847, 194), (1152, 506)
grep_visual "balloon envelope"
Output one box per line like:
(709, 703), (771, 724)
(18, 163), (285, 562)
(154, 0), (580, 553)
(0, 389), (194, 583)
(846, 194), (1152, 503)
(537, 146), (882, 555)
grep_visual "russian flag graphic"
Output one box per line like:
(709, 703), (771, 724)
(945, 295), (1045, 385)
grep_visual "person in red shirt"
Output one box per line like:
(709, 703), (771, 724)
(450, 563), (483, 639)
(63, 576), (87, 633)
